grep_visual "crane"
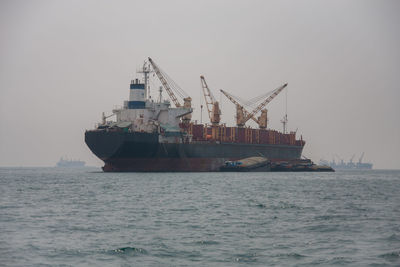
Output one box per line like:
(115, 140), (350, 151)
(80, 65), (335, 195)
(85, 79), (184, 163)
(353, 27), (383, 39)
(220, 83), (288, 128)
(220, 89), (259, 127)
(358, 152), (365, 163)
(335, 154), (345, 165)
(148, 57), (192, 123)
(200, 76), (221, 126)
(101, 112), (116, 125)
(243, 83), (288, 123)
(148, 57), (189, 108)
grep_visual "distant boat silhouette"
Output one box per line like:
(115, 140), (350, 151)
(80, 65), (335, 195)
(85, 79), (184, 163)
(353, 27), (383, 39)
(56, 157), (85, 168)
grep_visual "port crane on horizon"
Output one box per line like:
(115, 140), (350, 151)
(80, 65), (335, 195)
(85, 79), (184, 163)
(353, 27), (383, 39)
(358, 152), (365, 163)
(220, 83), (288, 129)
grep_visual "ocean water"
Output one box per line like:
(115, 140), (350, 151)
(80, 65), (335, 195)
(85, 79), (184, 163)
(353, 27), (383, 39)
(0, 168), (399, 266)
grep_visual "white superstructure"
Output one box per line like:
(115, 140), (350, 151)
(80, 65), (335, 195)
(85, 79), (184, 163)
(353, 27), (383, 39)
(104, 60), (193, 135)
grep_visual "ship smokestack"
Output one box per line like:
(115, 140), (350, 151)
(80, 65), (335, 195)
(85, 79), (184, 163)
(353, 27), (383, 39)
(128, 79), (145, 109)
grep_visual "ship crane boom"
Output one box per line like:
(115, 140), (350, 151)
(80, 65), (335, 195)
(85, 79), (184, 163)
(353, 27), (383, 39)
(148, 57), (182, 107)
(359, 152), (365, 163)
(200, 76), (221, 125)
(244, 83), (288, 123)
(220, 89), (259, 125)
(148, 57), (193, 123)
(220, 83), (287, 128)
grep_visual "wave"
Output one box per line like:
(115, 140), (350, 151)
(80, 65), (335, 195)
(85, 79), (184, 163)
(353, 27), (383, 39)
(108, 247), (148, 256)
(379, 251), (400, 262)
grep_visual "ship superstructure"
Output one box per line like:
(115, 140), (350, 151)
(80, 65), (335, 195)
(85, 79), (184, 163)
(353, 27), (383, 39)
(100, 59), (192, 139)
(85, 58), (305, 172)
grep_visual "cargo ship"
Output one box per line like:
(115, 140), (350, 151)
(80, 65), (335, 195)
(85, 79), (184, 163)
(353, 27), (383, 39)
(85, 58), (305, 172)
(56, 157), (86, 168)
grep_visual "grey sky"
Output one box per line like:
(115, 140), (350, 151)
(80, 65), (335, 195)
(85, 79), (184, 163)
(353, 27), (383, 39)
(1, 0), (399, 168)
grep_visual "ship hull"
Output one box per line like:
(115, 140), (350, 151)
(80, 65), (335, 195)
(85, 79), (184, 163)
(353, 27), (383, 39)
(85, 130), (304, 172)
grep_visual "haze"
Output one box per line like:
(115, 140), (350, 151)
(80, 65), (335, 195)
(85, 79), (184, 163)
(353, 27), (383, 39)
(1, 0), (399, 169)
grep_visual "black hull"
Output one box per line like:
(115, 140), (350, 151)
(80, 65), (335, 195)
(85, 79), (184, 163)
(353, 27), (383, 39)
(85, 130), (304, 172)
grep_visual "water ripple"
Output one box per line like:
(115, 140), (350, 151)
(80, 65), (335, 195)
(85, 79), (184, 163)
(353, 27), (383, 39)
(0, 168), (399, 266)
(109, 247), (148, 256)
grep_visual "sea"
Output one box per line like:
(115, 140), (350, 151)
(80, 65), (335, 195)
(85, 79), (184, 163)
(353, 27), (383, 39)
(0, 168), (399, 266)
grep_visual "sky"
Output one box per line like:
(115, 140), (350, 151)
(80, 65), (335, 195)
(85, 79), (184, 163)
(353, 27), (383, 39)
(0, 0), (399, 168)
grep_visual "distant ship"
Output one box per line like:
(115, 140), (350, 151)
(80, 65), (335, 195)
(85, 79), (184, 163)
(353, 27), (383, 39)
(56, 157), (86, 168)
(319, 152), (373, 170)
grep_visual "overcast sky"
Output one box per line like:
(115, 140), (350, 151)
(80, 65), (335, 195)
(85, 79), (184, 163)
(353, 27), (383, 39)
(1, 0), (399, 168)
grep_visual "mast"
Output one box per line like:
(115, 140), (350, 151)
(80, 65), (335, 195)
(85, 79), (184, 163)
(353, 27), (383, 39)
(158, 86), (163, 103)
(137, 61), (152, 99)
(281, 114), (288, 134)
(280, 85), (288, 133)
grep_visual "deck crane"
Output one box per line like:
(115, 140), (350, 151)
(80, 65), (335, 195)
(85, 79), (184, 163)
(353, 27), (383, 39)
(220, 83), (288, 128)
(220, 89), (259, 127)
(101, 112), (115, 125)
(148, 57), (192, 123)
(244, 83), (288, 123)
(200, 76), (221, 126)
(148, 57), (191, 108)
